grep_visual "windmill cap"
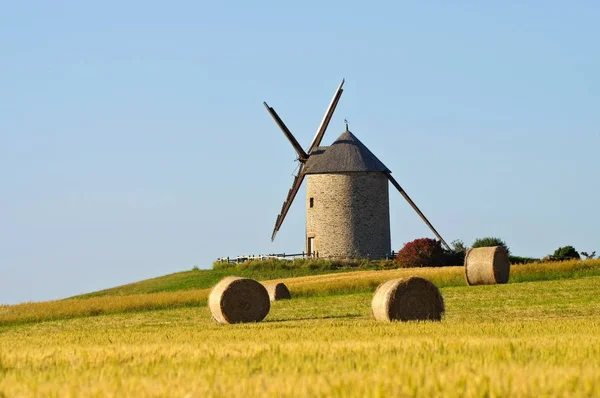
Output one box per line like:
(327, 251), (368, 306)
(303, 130), (390, 174)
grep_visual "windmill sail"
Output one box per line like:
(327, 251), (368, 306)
(306, 79), (345, 154)
(271, 166), (305, 241)
(263, 102), (308, 161)
(386, 172), (450, 250)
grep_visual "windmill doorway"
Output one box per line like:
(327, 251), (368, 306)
(307, 237), (315, 257)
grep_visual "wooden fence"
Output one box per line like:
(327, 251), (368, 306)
(216, 251), (397, 264)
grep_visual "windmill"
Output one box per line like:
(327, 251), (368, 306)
(263, 79), (449, 259)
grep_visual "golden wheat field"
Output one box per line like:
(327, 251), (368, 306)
(1, 262), (600, 397)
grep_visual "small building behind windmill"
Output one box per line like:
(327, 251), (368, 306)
(303, 127), (391, 259)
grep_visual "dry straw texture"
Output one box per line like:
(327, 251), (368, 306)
(208, 277), (270, 324)
(264, 282), (292, 301)
(1, 277), (600, 396)
(371, 277), (445, 322)
(465, 246), (510, 285)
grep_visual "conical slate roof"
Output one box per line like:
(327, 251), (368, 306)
(303, 130), (390, 174)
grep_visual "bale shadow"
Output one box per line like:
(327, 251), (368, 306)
(264, 313), (364, 323)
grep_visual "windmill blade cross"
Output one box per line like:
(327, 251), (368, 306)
(263, 102), (308, 162)
(386, 173), (451, 251)
(307, 79), (345, 154)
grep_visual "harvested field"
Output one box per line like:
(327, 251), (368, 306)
(0, 276), (599, 396)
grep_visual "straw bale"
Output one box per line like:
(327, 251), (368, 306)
(263, 282), (291, 301)
(371, 277), (445, 322)
(464, 246), (510, 285)
(208, 277), (270, 324)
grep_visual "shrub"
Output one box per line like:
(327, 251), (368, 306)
(443, 251), (465, 266)
(212, 258), (397, 272)
(444, 239), (467, 266)
(552, 246), (580, 261)
(472, 237), (510, 255)
(509, 255), (540, 264)
(395, 238), (446, 268)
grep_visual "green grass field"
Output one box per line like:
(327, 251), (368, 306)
(1, 260), (600, 396)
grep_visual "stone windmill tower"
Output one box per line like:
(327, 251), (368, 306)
(263, 80), (449, 259)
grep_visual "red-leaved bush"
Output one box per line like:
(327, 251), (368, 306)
(395, 238), (446, 268)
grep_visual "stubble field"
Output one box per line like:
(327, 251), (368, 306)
(1, 261), (600, 397)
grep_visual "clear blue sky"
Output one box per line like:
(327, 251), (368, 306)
(1, 1), (598, 304)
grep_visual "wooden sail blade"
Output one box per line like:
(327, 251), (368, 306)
(386, 173), (451, 250)
(271, 166), (306, 241)
(263, 102), (308, 162)
(307, 79), (344, 154)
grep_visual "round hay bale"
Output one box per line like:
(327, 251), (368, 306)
(371, 277), (445, 322)
(464, 246), (510, 285)
(264, 282), (291, 301)
(208, 277), (270, 324)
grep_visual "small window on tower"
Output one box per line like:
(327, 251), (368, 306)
(309, 197), (314, 208)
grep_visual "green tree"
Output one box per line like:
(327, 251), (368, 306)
(472, 237), (510, 255)
(553, 246), (580, 261)
(442, 239), (467, 265)
(451, 239), (468, 253)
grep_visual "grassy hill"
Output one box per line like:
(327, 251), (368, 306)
(1, 259), (599, 326)
(1, 260), (599, 396)
(78, 258), (600, 298)
(74, 266), (356, 298)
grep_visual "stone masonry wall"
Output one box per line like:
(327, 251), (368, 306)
(306, 172), (391, 259)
